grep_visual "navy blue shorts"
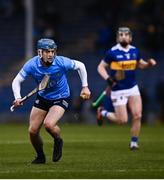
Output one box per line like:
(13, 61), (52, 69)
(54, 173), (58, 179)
(33, 94), (70, 111)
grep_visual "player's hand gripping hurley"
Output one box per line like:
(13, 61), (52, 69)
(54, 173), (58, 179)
(92, 70), (125, 108)
(10, 74), (50, 112)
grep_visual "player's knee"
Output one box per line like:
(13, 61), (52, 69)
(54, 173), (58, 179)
(132, 112), (142, 121)
(44, 122), (60, 136)
(117, 117), (128, 124)
(44, 121), (53, 131)
(28, 126), (39, 136)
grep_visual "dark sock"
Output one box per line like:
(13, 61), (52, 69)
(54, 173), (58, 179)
(54, 136), (61, 141)
(131, 136), (138, 143)
(36, 149), (45, 158)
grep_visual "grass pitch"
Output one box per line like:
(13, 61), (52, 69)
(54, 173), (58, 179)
(0, 123), (164, 178)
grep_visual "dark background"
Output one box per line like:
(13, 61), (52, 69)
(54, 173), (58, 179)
(0, 0), (163, 124)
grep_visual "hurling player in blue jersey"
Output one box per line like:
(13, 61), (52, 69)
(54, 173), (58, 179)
(97, 27), (156, 150)
(11, 38), (91, 164)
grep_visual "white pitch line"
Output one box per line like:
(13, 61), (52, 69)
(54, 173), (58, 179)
(0, 168), (164, 174)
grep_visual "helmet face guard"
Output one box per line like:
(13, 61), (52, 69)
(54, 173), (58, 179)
(37, 38), (57, 50)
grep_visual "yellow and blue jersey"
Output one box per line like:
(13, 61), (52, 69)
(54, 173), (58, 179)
(104, 43), (141, 91)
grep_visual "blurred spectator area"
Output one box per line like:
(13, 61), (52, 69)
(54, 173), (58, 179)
(0, 0), (164, 123)
(0, 0), (25, 82)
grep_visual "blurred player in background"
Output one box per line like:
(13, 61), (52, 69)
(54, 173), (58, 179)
(96, 87), (114, 126)
(97, 27), (156, 150)
(11, 38), (91, 164)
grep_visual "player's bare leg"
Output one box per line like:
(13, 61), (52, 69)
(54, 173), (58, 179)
(44, 105), (65, 162)
(29, 107), (47, 163)
(97, 105), (128, 125)
(128, 95), (142, 150)
(110, 105), (128, 124)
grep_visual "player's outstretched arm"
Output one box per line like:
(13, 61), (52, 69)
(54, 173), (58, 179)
(73, 60), (91, 99)
(138, 58), (157, 69)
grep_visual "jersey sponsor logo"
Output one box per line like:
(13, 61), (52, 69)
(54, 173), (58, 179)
(116, 55), (124, 58)
(110, 60), (137, 70)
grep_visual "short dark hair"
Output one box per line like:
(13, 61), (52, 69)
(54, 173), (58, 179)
(117, 27), (132, 36)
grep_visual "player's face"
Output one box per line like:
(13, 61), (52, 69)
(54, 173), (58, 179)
(41, 49), (57, 65)
(117, 32), (132, 47)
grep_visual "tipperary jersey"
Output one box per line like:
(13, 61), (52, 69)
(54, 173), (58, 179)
(104, 43), (141, 91)
(19, 55), (76, 100)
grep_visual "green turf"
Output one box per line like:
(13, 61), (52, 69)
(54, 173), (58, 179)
(0, 123), (164, 178)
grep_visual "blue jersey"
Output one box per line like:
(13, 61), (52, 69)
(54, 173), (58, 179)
(19, 55), (76, 100)
(104, 43), (141, 91)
